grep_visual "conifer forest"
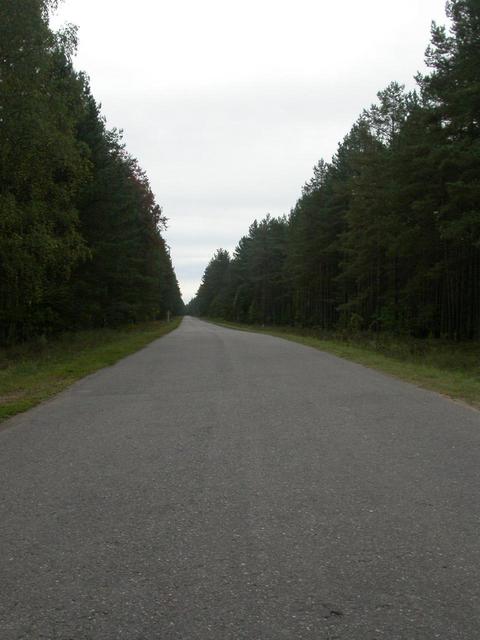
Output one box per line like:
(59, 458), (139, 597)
(0, 0), (184, 346)
(188, 1), (480, 341)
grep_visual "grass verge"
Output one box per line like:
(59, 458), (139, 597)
(0, 318), (182, 423)
(208, 319), (480, 410)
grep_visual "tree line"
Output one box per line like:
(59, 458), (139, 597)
(188, 0), (480, 341)
(0, 0), (184, 345)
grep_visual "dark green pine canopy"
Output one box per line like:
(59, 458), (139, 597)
(0, 0), (183, 344)
(188, 1), (480, 340)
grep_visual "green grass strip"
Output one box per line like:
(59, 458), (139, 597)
(0, 318), (182, 423)
(208, 319), (480, 411)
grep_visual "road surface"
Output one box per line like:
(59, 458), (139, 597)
(1, 316), (479, 639)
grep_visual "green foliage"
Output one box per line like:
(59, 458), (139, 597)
(188, 249), (231, 318)
(187, 217), (290, 324)
(189, 1), (480, 341)
(0, 2), (183, 344)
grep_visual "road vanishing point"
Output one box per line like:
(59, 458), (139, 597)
(1, 316), (479, 639)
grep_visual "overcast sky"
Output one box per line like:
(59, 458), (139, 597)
(52, 0), (448, 302)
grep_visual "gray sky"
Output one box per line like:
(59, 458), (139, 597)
(52, 0), (448, 302)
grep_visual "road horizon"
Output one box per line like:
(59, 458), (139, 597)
(1, 316), (479, 638)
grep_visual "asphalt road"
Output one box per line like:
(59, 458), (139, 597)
(1, 316), (479, 639)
